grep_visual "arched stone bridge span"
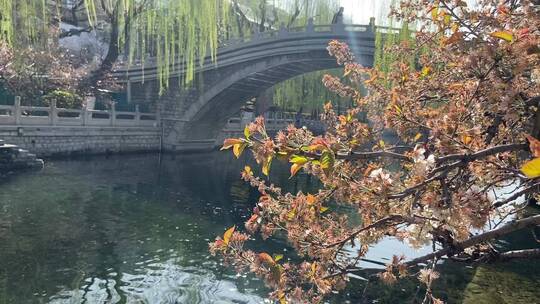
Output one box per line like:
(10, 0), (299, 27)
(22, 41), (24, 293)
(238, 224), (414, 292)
(115, 20), (377, 151)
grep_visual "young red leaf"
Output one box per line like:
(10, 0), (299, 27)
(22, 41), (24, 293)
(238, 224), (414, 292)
(258, 252), (275, 266)
(221, 138), (243, 150)
(525, 134), (540, 158)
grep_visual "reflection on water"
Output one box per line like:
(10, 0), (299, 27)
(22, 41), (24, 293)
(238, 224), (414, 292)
(0, 153), (270, 304)
(0, 152), (539, 304)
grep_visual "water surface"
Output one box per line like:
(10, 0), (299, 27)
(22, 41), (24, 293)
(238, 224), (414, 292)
(0, 152), (538, 304)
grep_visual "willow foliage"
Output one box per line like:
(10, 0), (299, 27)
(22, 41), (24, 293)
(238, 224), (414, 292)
(0, 0), (230, 92)
(267, 0), (343, 112)
(374, 0), (417, 75)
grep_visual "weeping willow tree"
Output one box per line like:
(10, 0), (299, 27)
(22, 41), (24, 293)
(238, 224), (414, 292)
(374, 0), (417, 76)
(0, 0), (52, 47)
(241, 0), (344, 113)
(0, 0), (230, 93)
(273, 69), (360, 113)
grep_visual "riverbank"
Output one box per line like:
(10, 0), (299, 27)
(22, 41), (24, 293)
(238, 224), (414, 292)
(0, 125), (161, 157)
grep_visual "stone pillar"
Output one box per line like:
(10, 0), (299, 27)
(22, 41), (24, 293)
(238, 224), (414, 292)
(306, 18), (315, 33)
(110, 102), (116, 126)
(369, 17), (376, 33)
(127, 80), (132, 103)
(278, 22), (288, 38)
(14, 96), (21, 125)
(81, 105), (88, 126)
(50, 100), (57, 126)
(252, 24), (261, 40)
(332, 14), (346, 34)
(135, 104), (141, 125)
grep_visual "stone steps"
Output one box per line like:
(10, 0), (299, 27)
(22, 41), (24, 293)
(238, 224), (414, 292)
(0, 140), (44, 172)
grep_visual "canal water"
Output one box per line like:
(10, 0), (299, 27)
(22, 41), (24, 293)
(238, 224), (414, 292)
(0, 152), (539, 304)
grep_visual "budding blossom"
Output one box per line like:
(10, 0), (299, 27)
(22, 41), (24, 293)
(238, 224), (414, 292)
(411, 145), (435, 175)
(369, 168), (394, 185)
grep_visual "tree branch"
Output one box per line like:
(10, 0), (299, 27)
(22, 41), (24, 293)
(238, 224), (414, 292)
(498, 248), (540, 261)
(406, 214), (540, 266)
(59, 26), (93, 38)
(436, 143), (528, 164)
(492, 182), (540, 208)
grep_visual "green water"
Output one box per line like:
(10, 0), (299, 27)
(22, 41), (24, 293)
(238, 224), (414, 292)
(0, 152), (538, 304)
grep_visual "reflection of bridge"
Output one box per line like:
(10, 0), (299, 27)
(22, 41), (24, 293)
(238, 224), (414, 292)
(218, 111), (324, 144)
(116, 19), (376, 151)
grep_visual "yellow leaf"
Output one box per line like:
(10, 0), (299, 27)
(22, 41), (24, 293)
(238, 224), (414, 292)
(273, 254), (284, 262)
(393, 104), (402, 115)
(414, 133), (423, 141)
(421, 66), (431, 77)
(223, 226), (235, 246)
(443, 14), (451, 25)
(287, 208), (296, 220)
(490, 31), (514, 42)
(243, 166), (253, 176)
(290, 155), (309, 165)
(379, 140), (386, 149)
(244, 125), (251, 139)
(431, 5), (438, 21)
(278, 293), (287, 304)
(290, 163), (303, 178)
(262, 156), (273, 176)
(461, 134), (473, 145)
(320, 206), (330, 213)
(233, 143), (247, 158)
(521, 158), (540, 178)
(320, 151), (334, 171)
(310, 262), (317, 277)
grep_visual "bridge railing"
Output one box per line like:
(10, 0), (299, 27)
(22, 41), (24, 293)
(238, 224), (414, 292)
(241, 18), (371, 44)
(121, 19), (375, 67)
(0, 96), (159, 127)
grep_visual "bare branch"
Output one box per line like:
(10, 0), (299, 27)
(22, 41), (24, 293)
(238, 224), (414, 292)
(406, 214), (540, 266)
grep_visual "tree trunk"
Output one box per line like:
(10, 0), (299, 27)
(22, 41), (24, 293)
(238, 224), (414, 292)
(78, 15), (122, 93)
(258, 0), (266, 33)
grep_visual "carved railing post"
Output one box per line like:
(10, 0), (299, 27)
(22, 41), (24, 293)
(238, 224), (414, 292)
(81, 104), (87, 126)
(306, 18), (315, 33)
(110, 102), (116, 126)
(14, 96), (21, 125)
(332, 15), (346, 34)
(369, 17), (376, 33)
(155, 102), (161, 126)
(252, 24), (261, 41)
(50, 99), (57, 126)
(278, 22), (288, 38)
(135, 104), (141, 125)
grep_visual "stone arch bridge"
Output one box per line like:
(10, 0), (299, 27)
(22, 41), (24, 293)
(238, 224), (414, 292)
(115, 19), (377, 151)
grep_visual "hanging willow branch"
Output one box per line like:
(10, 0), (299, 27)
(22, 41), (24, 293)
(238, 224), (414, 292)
(0, 0), (230, 92)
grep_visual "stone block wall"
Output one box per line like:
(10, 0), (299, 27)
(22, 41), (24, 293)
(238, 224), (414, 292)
(0, 126), (161, 157)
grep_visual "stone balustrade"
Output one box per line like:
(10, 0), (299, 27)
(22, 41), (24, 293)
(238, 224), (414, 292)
(0, 96), (159, 128)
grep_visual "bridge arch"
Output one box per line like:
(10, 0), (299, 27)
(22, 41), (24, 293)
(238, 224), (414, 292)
(116, 22), (376, 150)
